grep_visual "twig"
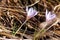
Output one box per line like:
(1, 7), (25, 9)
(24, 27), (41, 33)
(27, 0), (40, 7)
(54, 4), (60, 12)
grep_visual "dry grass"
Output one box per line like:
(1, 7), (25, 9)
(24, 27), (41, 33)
(0, 0), (60, 40)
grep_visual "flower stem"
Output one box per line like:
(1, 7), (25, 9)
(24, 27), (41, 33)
(33, 19), (59, 40)
(14, 19), (28, 35)
(45, 20), (59, 32)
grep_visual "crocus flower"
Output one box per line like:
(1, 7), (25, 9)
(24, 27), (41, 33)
(45, 9), (56, 21)
(26, 6), (38, 20)
(14, 7), (38, 35)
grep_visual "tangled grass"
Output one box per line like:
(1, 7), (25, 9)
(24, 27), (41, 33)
(0, 0), (60, 40)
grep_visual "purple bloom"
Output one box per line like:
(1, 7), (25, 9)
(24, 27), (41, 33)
(46, 9), (56, 21)
(26, 6), (38, 19)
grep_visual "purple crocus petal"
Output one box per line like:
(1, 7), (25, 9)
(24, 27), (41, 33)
(26, 6), (29, 12)
(46, 11), (51, 20)
(28, 9), (36, 18)
(33, 9), (38, 16)
(26, 7), (38, 19)
(46, 9), (48, 17)
(28, 8), (34, 16)
(50, 14), (56, 19)
(49, 12), (56, 20)
(30, 9), (38, 17)
(48, 12), (51, 17)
